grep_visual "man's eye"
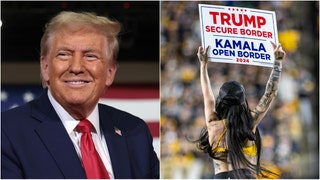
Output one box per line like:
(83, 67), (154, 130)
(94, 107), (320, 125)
(85, 54), (99, 61)
(57, 53), (71, 60)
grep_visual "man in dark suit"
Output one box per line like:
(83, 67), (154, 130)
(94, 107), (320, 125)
(1, 11), (159, 179)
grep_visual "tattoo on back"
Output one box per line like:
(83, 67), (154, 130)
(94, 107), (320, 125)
(215, 162), (221, 172)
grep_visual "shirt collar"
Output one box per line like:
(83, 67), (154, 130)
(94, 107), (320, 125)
(47, 90), (101, 137)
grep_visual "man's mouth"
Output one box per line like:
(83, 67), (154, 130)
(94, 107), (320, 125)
(65, 80), (91, 85)
(67, 81), (88, 84)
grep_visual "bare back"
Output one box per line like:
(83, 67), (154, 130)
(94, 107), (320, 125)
(208, 120), (257, 174)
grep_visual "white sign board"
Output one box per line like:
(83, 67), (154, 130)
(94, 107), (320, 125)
(199, 4), (278, 67)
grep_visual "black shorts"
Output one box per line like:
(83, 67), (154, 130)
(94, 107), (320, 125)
(214, 169), (255, 179)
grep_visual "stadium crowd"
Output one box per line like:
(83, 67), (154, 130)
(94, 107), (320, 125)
(160, 1), (318, 178)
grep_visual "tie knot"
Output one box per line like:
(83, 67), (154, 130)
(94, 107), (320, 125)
(76, 119), (93, 133)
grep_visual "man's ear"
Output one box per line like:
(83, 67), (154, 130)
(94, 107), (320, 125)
(105, 63), (117, 87)
(40, 56), (50, 82)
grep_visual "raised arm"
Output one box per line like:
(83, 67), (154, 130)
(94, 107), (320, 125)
(197, 46), (217, 127)
(252, 43), (286, 131)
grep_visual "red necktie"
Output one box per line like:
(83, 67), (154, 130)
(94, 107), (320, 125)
(76, 119), (110, 179)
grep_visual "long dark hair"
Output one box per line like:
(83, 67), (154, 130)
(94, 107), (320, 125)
(195, 81), (274, 178)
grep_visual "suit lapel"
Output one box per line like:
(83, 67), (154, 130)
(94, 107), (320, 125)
(31, 91), (86, 179)
(99, 105), (132, 178)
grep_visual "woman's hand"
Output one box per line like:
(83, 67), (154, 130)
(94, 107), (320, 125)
(197, 46), (210, 64)
(271, 42), (286, 61)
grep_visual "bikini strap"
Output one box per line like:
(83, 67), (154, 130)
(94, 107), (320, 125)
(211, 119), (227, 153)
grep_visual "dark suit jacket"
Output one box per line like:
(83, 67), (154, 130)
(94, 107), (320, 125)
(1, 90), (159, 179)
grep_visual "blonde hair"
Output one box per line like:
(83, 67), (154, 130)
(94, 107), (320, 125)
(40, 11), (121, 61)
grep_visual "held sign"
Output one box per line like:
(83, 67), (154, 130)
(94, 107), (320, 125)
(199, 4), (278, 67)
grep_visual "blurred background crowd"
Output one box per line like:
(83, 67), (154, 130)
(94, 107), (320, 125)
(160, 1), (319, 178)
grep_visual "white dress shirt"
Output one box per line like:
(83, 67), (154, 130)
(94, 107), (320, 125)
(47, 90), (114, 178)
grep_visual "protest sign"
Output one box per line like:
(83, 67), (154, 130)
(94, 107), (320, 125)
(198, 4), (278, 67)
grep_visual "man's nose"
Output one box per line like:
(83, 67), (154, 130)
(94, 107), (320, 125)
(69, 53), (84, 74)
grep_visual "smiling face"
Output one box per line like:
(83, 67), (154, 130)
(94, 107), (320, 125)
(41, 28), (117, 119)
